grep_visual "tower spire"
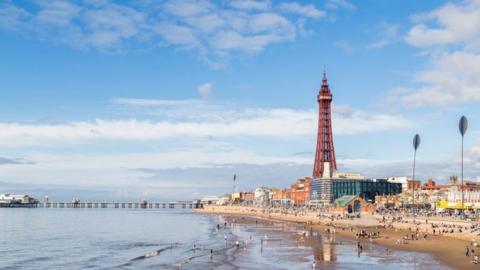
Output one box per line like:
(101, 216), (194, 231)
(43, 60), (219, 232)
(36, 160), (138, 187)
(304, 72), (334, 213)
(313, 71), (337, 178)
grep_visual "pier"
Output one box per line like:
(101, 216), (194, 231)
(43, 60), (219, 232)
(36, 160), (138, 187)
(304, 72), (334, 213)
(2, 200), (203, 209)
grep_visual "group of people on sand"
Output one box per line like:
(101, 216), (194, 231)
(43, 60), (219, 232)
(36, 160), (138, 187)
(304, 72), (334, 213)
(377, 208), (480, 265)
(354, 229), (380, 240)
(466, 239), (480, 264)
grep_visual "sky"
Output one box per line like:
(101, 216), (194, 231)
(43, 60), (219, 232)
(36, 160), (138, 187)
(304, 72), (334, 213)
(1, 0), (480, 200)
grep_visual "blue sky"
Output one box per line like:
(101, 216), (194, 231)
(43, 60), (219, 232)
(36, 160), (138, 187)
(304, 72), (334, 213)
(0, 0), (480, 200)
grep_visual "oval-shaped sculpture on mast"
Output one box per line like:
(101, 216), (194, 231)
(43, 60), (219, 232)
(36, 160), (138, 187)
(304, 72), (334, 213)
(459, 116), (468, 137)
(413, 134), (421, 151)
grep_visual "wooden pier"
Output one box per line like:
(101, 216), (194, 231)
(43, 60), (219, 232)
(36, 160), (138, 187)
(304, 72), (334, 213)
(30, 200), (203, 209)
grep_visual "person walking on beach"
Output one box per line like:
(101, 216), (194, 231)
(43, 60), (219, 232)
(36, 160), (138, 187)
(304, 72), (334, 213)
(466, 246), (470, 257)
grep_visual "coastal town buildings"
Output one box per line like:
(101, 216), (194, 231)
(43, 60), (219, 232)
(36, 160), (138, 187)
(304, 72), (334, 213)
(421, 179), (450, 191)
(290, 178), (312, 206)
(254, 187), (271, 205)
(231, 192), (241, 203)
(312, 179), (402, 203)
(375, 195), (403, 208)
(437, 181), (480, 210)
(240, 192), (255, 203)
(440, 186), (480, 210)
(386, 176), (421, 192)
(200, 195), (222, 205)
(271, 188), (292, 206)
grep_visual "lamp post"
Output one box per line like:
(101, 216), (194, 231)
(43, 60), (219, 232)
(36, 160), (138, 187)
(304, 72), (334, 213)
(233, 174), (237, 193)
(412, 134), (421, 216)
(459, 116), (468, 212)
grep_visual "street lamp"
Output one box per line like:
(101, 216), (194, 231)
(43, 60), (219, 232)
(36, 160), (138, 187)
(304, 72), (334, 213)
(412, 134), (421, 215)
(459, 116), (468, 211)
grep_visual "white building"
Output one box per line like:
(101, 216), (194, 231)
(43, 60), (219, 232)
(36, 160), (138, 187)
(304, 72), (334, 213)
(254, 187), (271, 205)
(386, 177), (411, 192)
(200, 195), (222, 205)
(0, 194), (36, 204)
(445, 187), (480, 209)
(217, 196), (231, 205)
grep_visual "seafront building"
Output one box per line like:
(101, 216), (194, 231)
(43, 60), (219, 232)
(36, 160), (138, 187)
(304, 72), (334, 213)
(271, 188), (292, 206)
(310, 178), (402, 206)
(254, 187), (272, 205)
(441, 187), (480, 209)
(386, 176), (421, 192)
(290, 178), (312, 206)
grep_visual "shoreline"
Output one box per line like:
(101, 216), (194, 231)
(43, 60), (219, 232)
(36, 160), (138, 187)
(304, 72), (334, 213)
(194, 205), (480, 270)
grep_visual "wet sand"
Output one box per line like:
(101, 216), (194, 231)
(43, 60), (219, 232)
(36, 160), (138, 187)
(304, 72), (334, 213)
(195, 205), (479, 269)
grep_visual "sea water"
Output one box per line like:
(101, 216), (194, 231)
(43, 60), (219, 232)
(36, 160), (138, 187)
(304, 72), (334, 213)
(0, 208), (451, 269)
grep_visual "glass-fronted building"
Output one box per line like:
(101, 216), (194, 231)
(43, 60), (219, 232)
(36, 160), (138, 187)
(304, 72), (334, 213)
(310, 178), (402, 206)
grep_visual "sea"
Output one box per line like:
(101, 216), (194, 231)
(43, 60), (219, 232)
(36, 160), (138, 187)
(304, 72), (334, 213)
(0, 208), (451, 270)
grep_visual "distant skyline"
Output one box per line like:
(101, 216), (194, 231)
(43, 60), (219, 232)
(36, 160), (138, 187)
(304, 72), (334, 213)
(1, 0), (480, 200)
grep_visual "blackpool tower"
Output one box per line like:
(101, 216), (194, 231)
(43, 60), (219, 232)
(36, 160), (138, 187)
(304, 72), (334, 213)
(313, 72), (337, 178)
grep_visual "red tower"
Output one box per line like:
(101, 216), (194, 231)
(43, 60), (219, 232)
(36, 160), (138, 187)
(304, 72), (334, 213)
(313, 72), (337, 178)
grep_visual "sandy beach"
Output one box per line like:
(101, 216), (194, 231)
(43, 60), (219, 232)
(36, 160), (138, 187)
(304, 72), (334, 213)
(194, 205), (480, 269)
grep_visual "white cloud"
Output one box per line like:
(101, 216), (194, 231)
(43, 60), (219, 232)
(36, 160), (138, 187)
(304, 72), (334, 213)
(230, 0), (271, 11)
(0, 0), (324, 65)
(391, 0), (480, 107)
(0, 103), (413, 147)
(197, 82), (213, 97)
(405, 1), (480, 47)
(33, 1), (80, 27)
(278, 2), (325, 18)
(367, 22), (399, 49)
(0, 150), (311, 199)
(388, 51), (480, 106)
(334, 40), (354, 52)
(0, 2), (30, 29)
(111, 98), (202, 107)
(325, 0), (356, 10)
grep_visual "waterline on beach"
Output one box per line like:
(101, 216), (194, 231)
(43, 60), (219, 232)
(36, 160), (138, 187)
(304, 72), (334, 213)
(0, 208), (452, 269)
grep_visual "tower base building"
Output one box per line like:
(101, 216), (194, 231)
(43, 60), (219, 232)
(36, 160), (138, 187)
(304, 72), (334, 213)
(310, 178), (402, 206)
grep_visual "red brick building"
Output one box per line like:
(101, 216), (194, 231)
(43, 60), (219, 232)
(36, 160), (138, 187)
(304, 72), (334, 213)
(421, 179), (449, 191)
(407, 180), (421, 191)
(290, 177), (312, 206)
(241, 192), (255, 202)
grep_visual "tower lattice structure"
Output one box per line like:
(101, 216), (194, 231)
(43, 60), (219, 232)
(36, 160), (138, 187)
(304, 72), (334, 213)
(313, 72), (337, 178)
